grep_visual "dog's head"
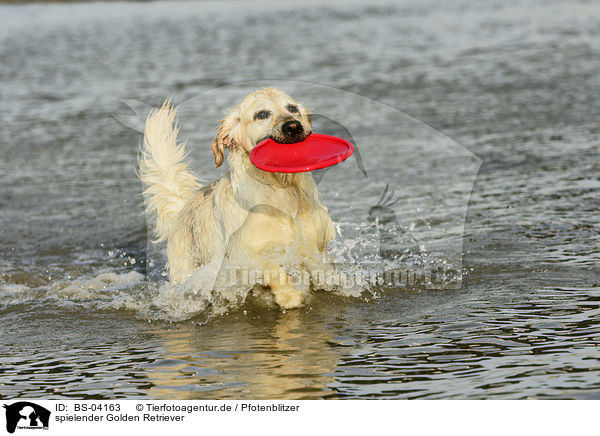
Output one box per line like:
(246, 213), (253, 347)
(211, 87), (312, 167)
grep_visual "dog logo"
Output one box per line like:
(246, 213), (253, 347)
(117, 81), (482, 292)
(2, 402), (50, 434)
(368, 183), (423, 261)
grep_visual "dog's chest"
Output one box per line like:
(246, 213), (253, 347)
(293, 195), (329, 253)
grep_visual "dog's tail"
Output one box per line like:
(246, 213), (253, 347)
(138, 100), (200, 241)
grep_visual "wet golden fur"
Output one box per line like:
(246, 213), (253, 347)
(138, 88), (334, 308)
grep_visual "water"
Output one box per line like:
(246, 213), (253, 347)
(1, 0), (599, 399)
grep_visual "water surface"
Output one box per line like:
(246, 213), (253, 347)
(1, 0), (599, 399)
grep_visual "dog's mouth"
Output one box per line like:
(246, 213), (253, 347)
(261, 130), (312, 145)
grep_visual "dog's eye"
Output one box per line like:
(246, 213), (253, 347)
(254, 110), (271, 120)
(287, 104), (298, 113)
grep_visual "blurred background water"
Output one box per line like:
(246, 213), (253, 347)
(1, 0), (599, 399)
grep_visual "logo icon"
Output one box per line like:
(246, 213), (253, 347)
(3, 402), (50, 434)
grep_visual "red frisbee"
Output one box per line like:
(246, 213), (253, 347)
(250, 133), (354, 173)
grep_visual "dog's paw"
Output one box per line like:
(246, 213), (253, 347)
(272, 287), (304, 310)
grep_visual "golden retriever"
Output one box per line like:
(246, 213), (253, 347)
(138, 88), (334, 309)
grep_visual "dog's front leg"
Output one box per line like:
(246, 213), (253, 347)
(227, 204), (304, 309)
(262, 265), (303, 309)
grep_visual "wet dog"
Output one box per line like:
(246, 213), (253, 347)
(138, 88), (334, 308)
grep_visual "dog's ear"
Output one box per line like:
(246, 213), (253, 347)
(211, 108), (241, 168)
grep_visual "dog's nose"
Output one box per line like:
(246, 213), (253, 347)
(282, 120), (303, 137)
